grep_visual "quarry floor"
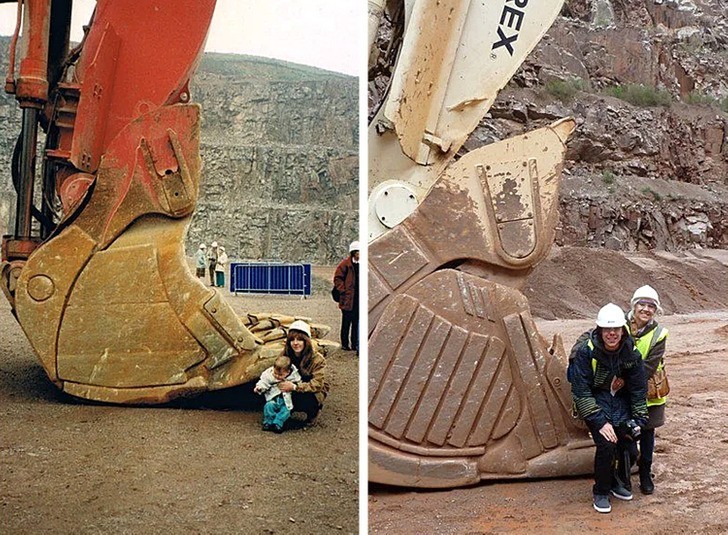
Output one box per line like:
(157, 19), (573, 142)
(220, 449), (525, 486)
(3, 248), (728, 534)
(0, 267), (359, 534)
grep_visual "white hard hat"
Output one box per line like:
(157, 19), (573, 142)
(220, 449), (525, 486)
(349, 240), (360, 253)
(200, 243), (206, 249)
(596, 303), (627, 328)
(219, 246), (225, 251)
(288, 320), (311, 338)
(631, 285), (661, 309)
(211, 241), (218, 247)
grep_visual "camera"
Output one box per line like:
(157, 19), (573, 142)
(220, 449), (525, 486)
(624, 419), (641, 439)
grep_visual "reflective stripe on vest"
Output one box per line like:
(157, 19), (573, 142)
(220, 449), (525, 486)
(635, 324), (669, 405)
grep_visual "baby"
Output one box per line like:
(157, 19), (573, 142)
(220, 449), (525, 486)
(254, 355), (301, 433)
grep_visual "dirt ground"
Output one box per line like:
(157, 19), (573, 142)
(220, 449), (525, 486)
(1, 266), (359, 534)
(369, 248), (728, 534)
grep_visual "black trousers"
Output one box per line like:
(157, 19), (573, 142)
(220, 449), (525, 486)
(291, 392), (322, 421)
(588, 422), (637, 495)
(639, 428), (655, 467)
(341, 308), (359, 350)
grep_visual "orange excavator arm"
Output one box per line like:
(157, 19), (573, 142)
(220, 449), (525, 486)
(1, 1), (296, 404)
(4, 0), (215, 252)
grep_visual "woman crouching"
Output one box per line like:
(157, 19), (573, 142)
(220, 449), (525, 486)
(277, 320), (330, 423)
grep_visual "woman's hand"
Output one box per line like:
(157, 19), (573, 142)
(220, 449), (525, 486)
(279, 381), (295, 393)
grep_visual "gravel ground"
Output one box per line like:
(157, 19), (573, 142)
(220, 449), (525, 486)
(1, 267), (360, 534)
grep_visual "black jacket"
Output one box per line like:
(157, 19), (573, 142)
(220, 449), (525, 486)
(568, 328), (648, 430)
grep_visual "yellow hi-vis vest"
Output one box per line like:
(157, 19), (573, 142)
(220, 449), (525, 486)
(634, 324), (669, 406)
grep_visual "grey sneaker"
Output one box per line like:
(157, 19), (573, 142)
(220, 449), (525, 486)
(611, 483), (634, 501)
(593, 494), (611, 513)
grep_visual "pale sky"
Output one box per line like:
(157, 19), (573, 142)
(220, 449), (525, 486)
(0, 0), (361, 76)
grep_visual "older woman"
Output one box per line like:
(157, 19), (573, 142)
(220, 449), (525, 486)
(628, 285), (669, 495)
(278, 320), (330, 423)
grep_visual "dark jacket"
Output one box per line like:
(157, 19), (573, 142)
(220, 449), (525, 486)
(568, 328), (648, 431)
(334, 256), (358, 312)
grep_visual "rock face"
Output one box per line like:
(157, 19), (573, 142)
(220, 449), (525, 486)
(476, 0), (728, 251)
(0, 41), (358, 264)
(189, 55), (358, 264)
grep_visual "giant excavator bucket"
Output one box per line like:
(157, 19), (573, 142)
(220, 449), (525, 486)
(368, 0), (595, 487)
(1, 1), (320, 403)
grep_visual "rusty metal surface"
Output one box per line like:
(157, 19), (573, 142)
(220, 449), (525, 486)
(367, 145), (595, 486)
(8, 102), (319, 404)
(368, 271), (594, 487)
(369, 119), (574, 331)
(1, 0), (335, 406)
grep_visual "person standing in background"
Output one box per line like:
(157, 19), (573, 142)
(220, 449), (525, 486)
(195, 244), (207, 279)
(207, 241), (218, 286)
(627, 285), (669, 495)
(334, 241), (359, 353)
(215, 246), (228, 288)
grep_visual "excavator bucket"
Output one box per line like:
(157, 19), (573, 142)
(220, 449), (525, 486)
(1, 1), (326, 403)
(368, 0), (595, 487)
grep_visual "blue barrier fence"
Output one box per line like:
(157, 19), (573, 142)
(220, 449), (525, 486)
(230, 262), (311, 297)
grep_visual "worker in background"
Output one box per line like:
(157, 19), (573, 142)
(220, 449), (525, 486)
(334, 241), (360, 353)
(627, 285), (669, 495)
(207, 241), (218, 286)
(215, 246), (228, 288)
(568, 303), (648, 514)
(195, 244), (207, 279)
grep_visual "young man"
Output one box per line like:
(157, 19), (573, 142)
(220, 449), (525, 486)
(568, 303), (648, 514)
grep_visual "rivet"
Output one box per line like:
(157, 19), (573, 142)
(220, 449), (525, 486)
(27, 275), (55, 302)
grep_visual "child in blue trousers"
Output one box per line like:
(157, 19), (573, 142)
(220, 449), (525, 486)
(254, 355), (301, 433)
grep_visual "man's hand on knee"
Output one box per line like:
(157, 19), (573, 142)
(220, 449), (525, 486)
(599, 422), (617, 443)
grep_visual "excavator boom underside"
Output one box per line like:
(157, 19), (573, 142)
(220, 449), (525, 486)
(367, 0), (595, 487)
